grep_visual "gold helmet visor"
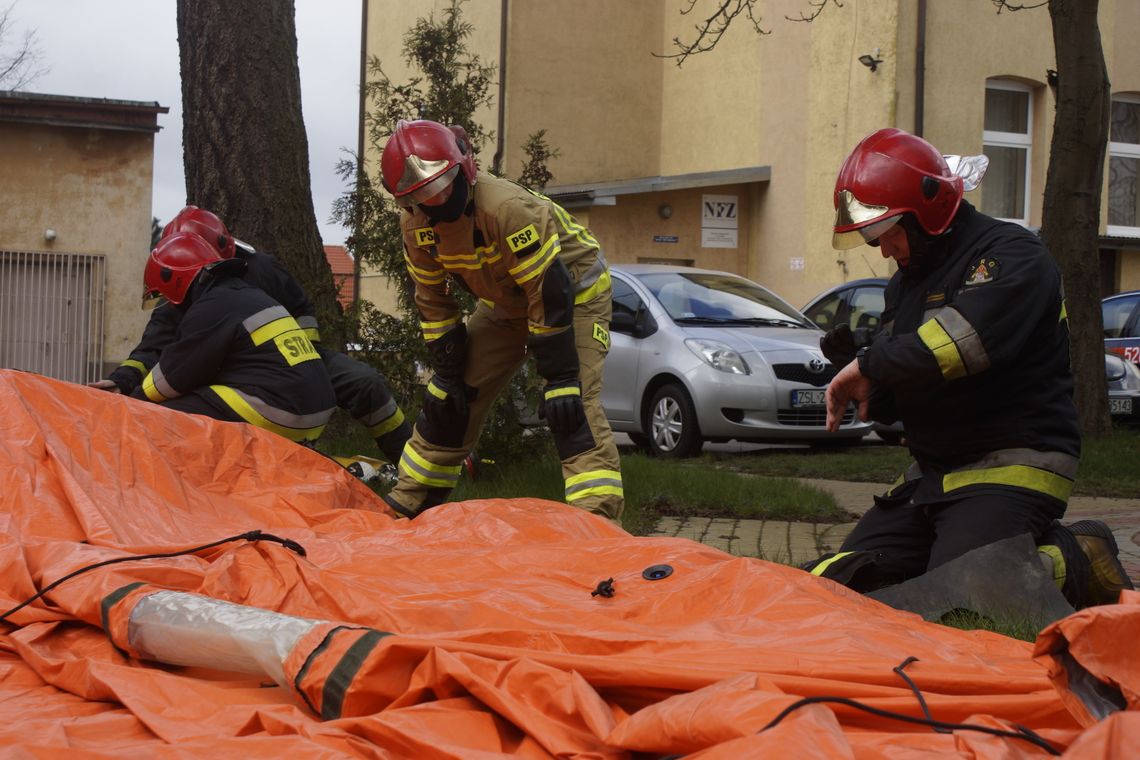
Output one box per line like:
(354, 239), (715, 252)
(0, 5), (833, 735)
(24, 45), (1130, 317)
(393, 162), (460, 209)
(832, 189), (900, 250)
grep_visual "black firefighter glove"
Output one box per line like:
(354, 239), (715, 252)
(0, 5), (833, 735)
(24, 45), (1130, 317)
(541, 380), (586, 435)
(531, 328), (584, 435)
(820, 323), (873, 367)
(422, 374), (475, 429)
(428, 323), (468, 385)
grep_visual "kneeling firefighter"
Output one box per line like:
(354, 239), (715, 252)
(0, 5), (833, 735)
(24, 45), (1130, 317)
(379, 119), (623, 521)
(136, 232), (337, 443)
(805, 127), (1133, 610)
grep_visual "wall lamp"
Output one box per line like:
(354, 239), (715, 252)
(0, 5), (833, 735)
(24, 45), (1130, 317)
(658, 204), (673, 220)
(858, 49), (883, 73)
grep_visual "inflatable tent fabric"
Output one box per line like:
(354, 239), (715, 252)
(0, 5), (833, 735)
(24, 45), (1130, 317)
(1, 370), (1137, 758)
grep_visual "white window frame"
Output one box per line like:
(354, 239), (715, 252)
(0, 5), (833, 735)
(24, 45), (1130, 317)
(982, 80), (1033, 227)
(1107, 93), (1140, 238)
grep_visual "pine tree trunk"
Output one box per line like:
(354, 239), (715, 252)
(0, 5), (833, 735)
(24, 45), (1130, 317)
(1040, 0), (1112, 435)
(176, 0), (343, 344)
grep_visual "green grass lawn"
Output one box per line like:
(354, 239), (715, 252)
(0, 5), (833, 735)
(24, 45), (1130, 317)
(703, 428), (1140, 499)
(451, 452), (846, 536)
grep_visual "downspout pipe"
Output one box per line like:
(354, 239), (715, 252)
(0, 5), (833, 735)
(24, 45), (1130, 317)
(352, 0), (369, 310)
(915, 0), (927, 137)
(491, 0), (508, 174)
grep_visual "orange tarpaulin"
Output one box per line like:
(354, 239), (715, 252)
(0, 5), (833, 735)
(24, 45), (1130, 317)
(1, 369), (1137, 758)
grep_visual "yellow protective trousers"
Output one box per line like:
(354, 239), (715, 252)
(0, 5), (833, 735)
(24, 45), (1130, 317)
(387, 294), (624, 521)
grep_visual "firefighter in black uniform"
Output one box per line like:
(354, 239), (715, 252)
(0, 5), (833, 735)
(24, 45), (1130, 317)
(806, 128), (1133, 609)
(134, 231), (337, 442)
(92, 206), (412, 465)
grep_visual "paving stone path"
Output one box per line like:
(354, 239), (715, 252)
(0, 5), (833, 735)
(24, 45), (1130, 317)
(647, 478), (1140, 584)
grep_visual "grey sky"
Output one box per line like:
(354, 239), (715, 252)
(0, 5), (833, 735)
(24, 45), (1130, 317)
(9, 0), (359, 246)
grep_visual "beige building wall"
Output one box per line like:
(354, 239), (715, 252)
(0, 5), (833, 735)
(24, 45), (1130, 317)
(363, 0), (1140, 310)
(0, 102), (163, 377)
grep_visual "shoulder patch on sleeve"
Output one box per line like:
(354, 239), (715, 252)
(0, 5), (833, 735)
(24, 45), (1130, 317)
(964, 257), (1000, 287)
(413, 227), (437, 248)
(506, 223), (540, 254)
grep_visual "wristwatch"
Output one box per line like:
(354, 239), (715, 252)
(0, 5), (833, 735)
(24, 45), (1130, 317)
(855, 345), (870, 374)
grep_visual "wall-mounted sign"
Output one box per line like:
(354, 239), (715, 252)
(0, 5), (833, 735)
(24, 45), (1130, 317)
(653, 235), (679, 243)
(701, 228), (738, 248)
(701, 194), (738, 229)
(701, 193), (738, 248)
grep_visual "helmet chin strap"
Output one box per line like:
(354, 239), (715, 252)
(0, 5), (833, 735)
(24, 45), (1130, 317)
(899, 214), (952, 276)
(422, 178), (472, 224)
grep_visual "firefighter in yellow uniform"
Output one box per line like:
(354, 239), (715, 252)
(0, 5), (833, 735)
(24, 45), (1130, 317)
(379, 119), (623, 521)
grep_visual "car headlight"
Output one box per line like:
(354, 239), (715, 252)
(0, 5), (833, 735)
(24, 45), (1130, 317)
(684, 338), (750, 375)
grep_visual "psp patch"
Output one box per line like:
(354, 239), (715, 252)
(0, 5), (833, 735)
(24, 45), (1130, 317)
(413, 227), (437, 248)
(964, 257), (1000, 286)
(506, 224), (540, 254)
(592, 322), (610, 349)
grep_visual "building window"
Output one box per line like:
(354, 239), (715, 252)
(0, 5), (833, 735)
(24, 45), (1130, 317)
(1108, 95), (1140, 236)
(981, 81), (1033, 226)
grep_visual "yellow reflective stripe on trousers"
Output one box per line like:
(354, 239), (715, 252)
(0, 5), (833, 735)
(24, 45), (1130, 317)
(399, 445), (462, 488)
(942, 464), (1074, 502)
(1059, 299), (1068, 323)
(1038, 544), (1067, 589)
(809, 551), (857, 577)
(565, 469), (623, 502)
(208, 385), (328, 442)
(917, 318), (966, 380)
(369, 407), (405, 437)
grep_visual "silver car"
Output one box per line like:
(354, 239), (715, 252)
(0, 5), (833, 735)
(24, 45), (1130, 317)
(602, 264), (872, 457)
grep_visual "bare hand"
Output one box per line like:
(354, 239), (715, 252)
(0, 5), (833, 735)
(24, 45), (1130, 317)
(825, 360), (872, 432)
(87, 379), (121, 394)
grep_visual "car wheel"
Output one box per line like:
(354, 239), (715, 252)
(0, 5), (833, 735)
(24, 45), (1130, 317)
(645, 384), (703, 458)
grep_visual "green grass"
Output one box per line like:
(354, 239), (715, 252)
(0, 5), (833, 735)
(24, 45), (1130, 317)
(700, 428), (1140, 499)
(451, 452), (847, 536)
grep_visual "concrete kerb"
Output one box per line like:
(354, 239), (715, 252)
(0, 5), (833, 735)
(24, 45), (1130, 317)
(646, 478), (1140, 584)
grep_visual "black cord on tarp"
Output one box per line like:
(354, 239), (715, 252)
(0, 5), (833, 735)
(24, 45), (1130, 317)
(656, 655), (1062, 759)
(0, 530), (306, 625)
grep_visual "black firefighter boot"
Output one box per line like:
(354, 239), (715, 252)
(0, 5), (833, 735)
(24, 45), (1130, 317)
(1039, 520), (1135, 608)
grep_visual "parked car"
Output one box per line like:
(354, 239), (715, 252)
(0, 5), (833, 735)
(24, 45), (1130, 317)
(1103, 289), (1140, 367)
(803, 279), (1140, 426)
(801, 278), (901, 443)
(1107, 351), (1140, 423)
(801, 277), (888, 335)
(601, 264), (872, 457)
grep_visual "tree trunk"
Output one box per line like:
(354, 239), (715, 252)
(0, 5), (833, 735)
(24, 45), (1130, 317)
(176, 0), (343, 345)
(1040, 0), (1112, 436)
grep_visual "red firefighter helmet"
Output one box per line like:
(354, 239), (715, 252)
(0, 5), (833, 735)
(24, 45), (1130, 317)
(380, 119), (477, 208)
(832, 128), (963, 250)
(143, 232), (222, 306)
(162, 205), (236, 259)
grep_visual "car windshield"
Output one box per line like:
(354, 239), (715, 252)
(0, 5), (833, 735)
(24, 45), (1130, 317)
(637, 271), (812, 327)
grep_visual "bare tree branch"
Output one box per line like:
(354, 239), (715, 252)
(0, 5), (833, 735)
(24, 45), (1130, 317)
(991, 0), (1049, 13)
(786, 0), (845, 23)
(0, 2), (47, 90)
(655, 0), (769, 67)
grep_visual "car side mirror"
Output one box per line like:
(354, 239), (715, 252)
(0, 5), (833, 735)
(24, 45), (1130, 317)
(612, 309), (637, 334)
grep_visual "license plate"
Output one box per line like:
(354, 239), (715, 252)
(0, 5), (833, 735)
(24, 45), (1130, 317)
(791, 389), (826, 408)
(1110, 397), (1133, 415)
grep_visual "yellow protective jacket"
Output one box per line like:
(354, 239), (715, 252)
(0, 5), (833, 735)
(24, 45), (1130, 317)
(399, 171), (610, 346)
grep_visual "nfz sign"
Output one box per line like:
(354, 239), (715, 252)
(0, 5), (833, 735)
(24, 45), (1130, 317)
(701, 195), (738, 229)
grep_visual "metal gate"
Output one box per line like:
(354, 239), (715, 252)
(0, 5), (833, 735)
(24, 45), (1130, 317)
(0, 250), (107, 384)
